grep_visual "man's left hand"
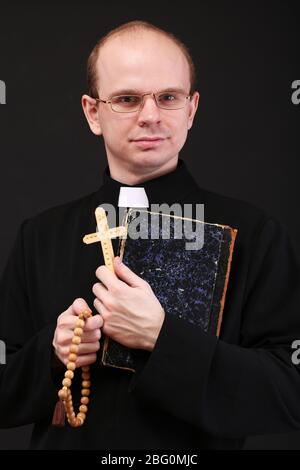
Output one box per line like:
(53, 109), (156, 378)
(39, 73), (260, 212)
(93, 256), (165, 351)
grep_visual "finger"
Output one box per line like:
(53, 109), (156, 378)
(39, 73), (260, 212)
(55, 329), (74, 346)
(72, 298), (93, 316)
(60, 341), (100, 356)
(56, 321), (101, 345)
(93, 298), (110, 318)
(113, 256), (145, 288)
(81, 329), (101, 343)
(59, 298), (92, 322)
(57, 314), (79, 329)
(79, 341), (100, 355)
(76, 353), (98, 367)
(95, 264), (127, 290)
(84, 314), (103, 331)
(92, 282), (112, 304)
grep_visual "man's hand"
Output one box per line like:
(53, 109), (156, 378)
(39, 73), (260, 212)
(93, 257), (165, 351)
(53, 298), (103, 367)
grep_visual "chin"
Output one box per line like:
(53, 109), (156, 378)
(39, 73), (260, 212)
(131, 151), (174, 169)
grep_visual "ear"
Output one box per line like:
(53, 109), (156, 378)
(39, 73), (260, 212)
(81, 94), (102, 136)
(187, 91), (200, 130)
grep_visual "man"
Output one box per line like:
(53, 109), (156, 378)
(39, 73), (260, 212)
(1, 20), (300, 450)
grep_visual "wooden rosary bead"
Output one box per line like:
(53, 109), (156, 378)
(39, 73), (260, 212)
(74, 327), (83, 336)
(81, 397), (89, 405)
(57, 309), (92, 428)
(58, 388), (68, 400)
(62, 378), (72, 387)
(82, 380), (91, 388)
(76, 417), (83, 426)
(68, 353), (77, 363)
(65, 370), (74, 379)
(71, 336), (81, 345)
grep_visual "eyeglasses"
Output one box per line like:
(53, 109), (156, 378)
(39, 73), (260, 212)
(94, 90), (191, 113)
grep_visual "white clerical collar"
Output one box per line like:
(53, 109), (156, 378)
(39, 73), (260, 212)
(118, 187), (149, 208)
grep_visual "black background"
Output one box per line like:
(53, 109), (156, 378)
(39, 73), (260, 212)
(0, 0), (299, 450)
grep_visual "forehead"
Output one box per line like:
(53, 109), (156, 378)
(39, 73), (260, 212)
(96, 31), (190, 95)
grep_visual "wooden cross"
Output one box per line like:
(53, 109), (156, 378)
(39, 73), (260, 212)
(83, 207), (127, 273)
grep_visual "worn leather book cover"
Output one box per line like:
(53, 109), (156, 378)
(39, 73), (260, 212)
(100, 209), (238, 372)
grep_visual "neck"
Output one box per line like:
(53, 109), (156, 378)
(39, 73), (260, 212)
(106, 156), (179, 185)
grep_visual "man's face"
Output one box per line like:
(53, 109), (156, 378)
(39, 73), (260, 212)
(82, 31), (199, 180)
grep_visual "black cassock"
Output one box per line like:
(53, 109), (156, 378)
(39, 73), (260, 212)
(1, 159), (300, 449)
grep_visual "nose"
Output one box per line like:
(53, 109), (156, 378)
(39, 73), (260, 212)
(137, 93), (161, 126)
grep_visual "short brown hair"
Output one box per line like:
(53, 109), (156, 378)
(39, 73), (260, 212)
(86, 20), (197, 98)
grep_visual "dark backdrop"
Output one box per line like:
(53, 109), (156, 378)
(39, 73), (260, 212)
(0, 0), (299, 450)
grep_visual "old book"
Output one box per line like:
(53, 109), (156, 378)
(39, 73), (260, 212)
(100, 209), (237, 372)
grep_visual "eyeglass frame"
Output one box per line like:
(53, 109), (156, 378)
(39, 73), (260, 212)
(93, 90), (191, 113)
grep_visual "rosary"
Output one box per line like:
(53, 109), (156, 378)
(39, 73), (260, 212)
(53, 207), (127, 427)
(56, 308), (92, 427)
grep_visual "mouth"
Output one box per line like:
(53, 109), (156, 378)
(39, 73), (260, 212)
(131, 137), (166, 149)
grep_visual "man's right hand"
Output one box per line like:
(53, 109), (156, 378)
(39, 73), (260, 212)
(52, 298), (103, 367)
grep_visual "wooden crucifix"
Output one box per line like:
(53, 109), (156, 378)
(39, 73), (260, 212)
(83, 207), (127, 272)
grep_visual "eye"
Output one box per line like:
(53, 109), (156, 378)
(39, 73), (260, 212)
(158, 93), (178, 102)
(114, 95), (140, 104)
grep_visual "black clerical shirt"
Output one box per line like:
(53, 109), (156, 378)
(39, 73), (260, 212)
(1, 159), (300, 449)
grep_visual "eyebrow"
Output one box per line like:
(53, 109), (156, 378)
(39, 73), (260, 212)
(108, 87), (187, 98)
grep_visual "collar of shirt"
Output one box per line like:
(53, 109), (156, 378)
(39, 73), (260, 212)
(96, 158), (199, 207)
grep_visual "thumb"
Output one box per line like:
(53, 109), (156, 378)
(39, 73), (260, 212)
(113, 257), (144, 288)
(71, 298), (92, 316)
